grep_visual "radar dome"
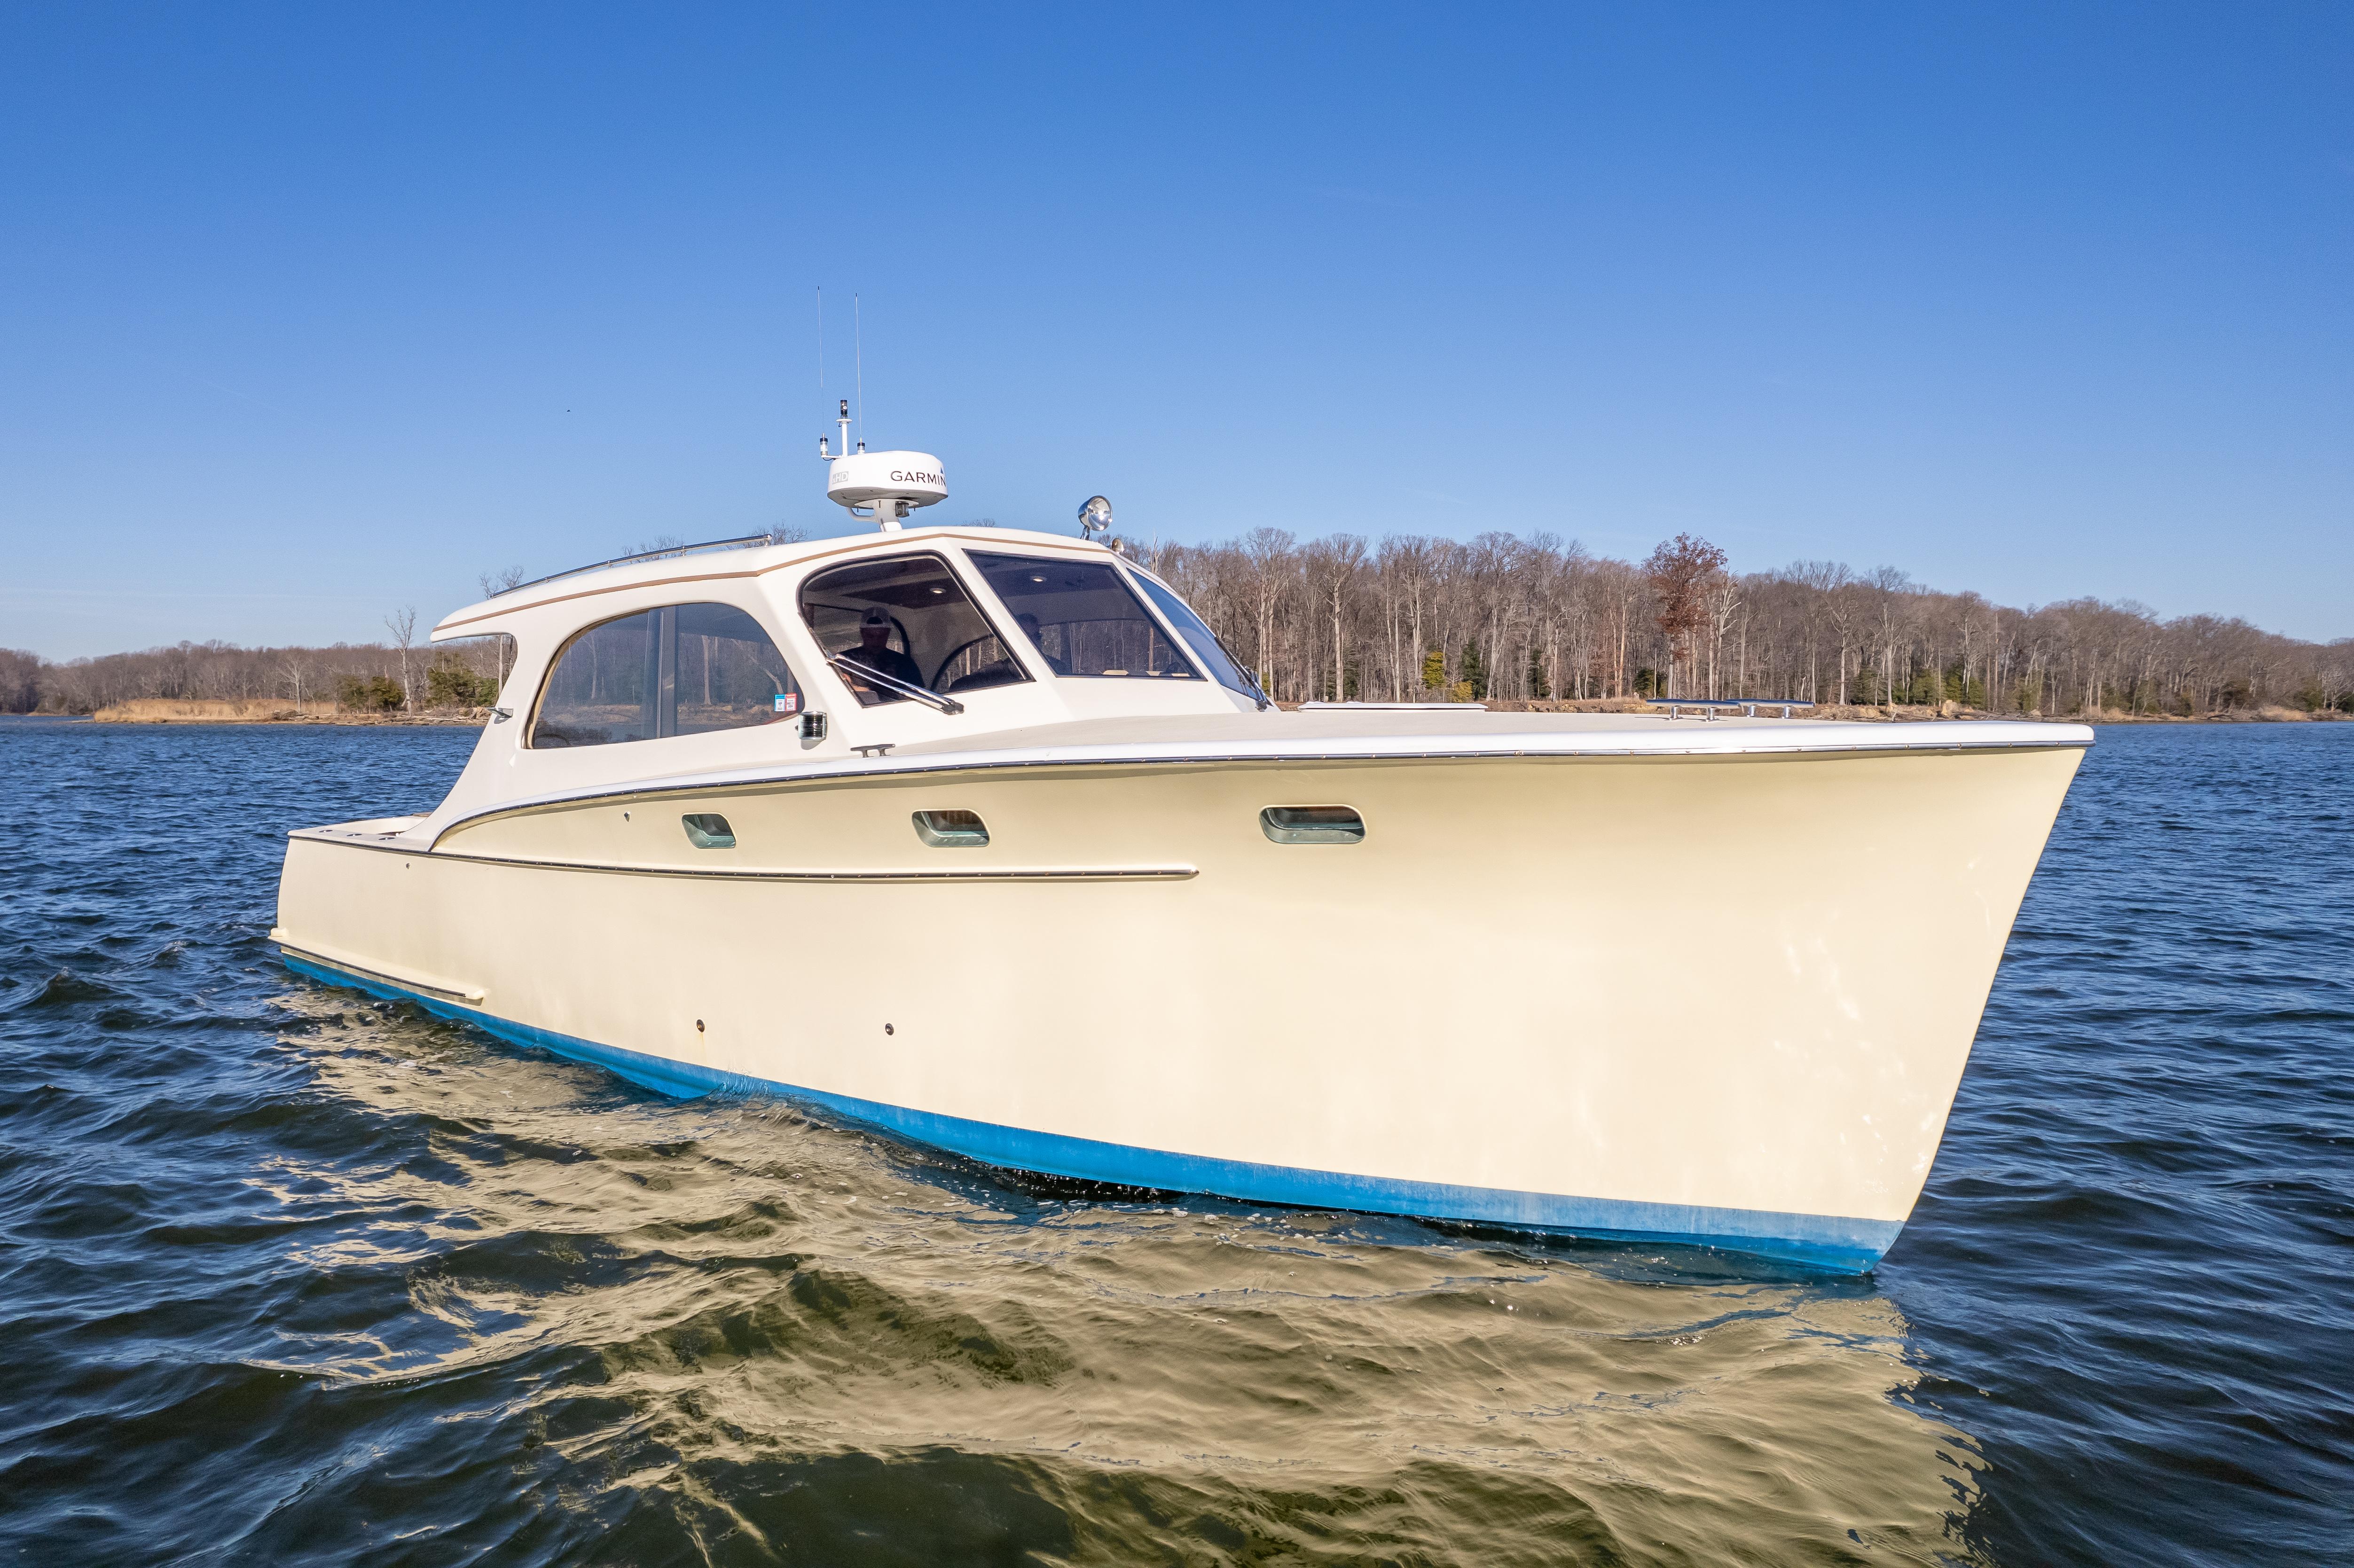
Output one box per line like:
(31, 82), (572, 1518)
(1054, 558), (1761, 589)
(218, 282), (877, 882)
(826, 450), (947, 510)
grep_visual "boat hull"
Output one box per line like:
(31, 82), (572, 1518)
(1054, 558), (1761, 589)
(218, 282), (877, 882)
(275, 743), (2085, 1271)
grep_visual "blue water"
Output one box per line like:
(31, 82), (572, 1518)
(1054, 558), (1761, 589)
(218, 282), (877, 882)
(1, 719), (2347, 1565)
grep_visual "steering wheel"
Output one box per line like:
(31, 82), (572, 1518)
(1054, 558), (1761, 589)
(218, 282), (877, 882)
(934, 635), (1023, 692)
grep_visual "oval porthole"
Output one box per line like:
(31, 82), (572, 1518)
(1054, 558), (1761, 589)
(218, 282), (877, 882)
(681, 813), (736, 849)
(1261, 805), (1364, 845)
(913, 809), (989, 848)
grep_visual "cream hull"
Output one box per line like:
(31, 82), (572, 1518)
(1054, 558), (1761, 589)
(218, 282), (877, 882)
(275, 739), (2082, 1270)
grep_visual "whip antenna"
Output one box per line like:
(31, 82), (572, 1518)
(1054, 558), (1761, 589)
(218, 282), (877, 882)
(815, 290), (943, 536)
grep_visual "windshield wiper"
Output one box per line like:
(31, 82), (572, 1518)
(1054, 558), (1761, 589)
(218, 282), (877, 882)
(827, 654), (966, 715)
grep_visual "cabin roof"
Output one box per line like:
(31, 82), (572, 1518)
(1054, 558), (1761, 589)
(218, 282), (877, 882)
(428, 523), (1119, 643)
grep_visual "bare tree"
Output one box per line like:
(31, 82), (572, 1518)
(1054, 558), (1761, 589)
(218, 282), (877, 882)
(1863, 568), (1916, 711)
(1593, 559), (1647, 697)
(1316, 534), (1368, 701)
(384, 606), (418, 713)
(11, 528), (2346, 722)
(472, 567), (529, 688)
(0, 648), (39, 713)
(278, 648), (311, 715)
(1241, 528), (1295, 697)
(1705, 571), (1742, 698)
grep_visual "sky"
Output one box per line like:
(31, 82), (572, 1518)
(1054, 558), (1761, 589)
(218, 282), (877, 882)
(2, 2), (2348, 658)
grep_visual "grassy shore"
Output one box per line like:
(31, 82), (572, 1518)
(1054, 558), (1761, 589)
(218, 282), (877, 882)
(84, 698), (486, 726)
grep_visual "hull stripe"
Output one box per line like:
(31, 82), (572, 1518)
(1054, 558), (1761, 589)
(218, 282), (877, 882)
(282, 952), (1903, 1273)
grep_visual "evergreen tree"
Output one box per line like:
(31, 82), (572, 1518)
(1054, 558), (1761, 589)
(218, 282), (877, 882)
(1420, 647), (1445, 693)
(1526, 648), (1550, 700)
(1460, 639), (1488, 699)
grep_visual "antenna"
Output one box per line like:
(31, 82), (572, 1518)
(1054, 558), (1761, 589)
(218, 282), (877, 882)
(815, 290), (838, 459)
(815, 289), (834, 458)
(810, 289), (945, 533)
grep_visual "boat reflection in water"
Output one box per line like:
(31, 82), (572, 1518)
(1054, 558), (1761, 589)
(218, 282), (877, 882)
(268, 987), (1988, 1561)
(274, 425), (2090, 1272)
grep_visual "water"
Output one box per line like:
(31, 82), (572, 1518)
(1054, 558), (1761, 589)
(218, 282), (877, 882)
(1, 720), (2347, 1566)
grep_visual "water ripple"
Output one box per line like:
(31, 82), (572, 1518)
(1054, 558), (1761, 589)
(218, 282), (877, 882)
(0, 719), (2348, 1564)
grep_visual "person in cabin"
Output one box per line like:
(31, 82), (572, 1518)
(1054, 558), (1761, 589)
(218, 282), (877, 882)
(1015, 612), (1071, 676)
(837, 607), (925, 696)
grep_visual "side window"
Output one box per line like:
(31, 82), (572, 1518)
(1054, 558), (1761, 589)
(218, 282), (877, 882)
(531, 603), (801, 748)
(967, 553), (1201, 681)
(675, 603), (803, 734)
(1131, 572), (1263, 701)
(798, 552), (1028, 706)
(531, 610), (655, 748)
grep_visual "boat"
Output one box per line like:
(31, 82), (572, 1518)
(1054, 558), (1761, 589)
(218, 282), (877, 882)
(273, 415), (2092, 1271)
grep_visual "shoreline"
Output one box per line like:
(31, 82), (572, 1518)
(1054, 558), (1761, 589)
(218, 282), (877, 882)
(50, 699), (487, 726)
(11, 698), (2341, 727)
(1288, 698), (2352, 725)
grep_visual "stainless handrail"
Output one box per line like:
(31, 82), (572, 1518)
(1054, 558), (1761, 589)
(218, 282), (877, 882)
(825, 653), (966, 715)
(1654, 698), (1817, 720)
(490, 533), (780, 599)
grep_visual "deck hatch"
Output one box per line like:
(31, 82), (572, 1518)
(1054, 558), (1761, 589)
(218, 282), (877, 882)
(1261, 805), (1365, 845)
(912, 809), (989, 848)
(681, 814), (736, 849)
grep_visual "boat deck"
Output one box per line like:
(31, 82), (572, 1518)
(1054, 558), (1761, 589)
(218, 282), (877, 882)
(885, 706), (2089, 760)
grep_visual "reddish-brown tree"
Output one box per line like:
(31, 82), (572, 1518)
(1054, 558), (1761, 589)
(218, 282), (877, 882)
(1644, 533), (1729, 698)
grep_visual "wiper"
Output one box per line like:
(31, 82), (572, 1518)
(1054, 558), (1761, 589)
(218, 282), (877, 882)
(826, 654), (966, 715)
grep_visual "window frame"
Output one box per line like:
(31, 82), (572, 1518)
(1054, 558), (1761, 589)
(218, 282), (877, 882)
(963, 549), (1210, 685)
(1119, 562), (1269, 704)
(526, 599), (805, 750)
(796, 549), (1035, 706)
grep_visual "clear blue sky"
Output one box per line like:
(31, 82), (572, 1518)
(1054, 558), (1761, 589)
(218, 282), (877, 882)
(4, 2), (2347, 658)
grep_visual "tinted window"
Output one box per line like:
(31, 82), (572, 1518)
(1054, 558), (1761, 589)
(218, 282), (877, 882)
(967, 553), (1200, 681)
(531, 610), (655, 747)
(675, 603), (802, 734)
(799, 552), (1027, 705)
(532, 603), (801, 748)
(1261, 805), (1365, 844)
(1132, 572), (1263, 700)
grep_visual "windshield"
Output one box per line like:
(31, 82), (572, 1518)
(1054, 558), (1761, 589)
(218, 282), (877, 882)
(1129, 571), (1263, 701)
(798, 552), (1028, 706)
(966, 552), (1200, 681)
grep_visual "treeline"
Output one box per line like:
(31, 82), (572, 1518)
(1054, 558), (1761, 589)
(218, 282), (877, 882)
(7, 532), (2348, 719)
(0, 636), (514, 715)
(1140, 530), (2354, 716)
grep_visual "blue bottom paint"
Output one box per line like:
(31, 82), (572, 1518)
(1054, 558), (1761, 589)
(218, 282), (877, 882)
(282, 953), (1902, 1273)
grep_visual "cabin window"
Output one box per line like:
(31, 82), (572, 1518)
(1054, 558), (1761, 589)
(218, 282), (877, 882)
(530, 603), (802, 748)
(1261, 805), (1365, 845)
(674, 604), (803, 735)
(798, 552), (1027, 706)
(911, 809), (989, 848)
(967, 553), (1201, 682)
(681, 813), (736, 848)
